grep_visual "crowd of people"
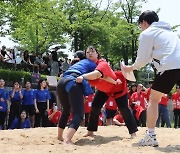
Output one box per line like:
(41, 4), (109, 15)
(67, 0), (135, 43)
(0, 45), (71, 76)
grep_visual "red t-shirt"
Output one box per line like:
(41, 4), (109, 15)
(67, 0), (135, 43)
(113, 114), (124, 123)
(172, 93), (180, 109)
(146, 88), (151, 102)
(159, 95), (168, 106)
(128, 90), (136, 107)
(89, 59), (127, 98)
(84, 93), (94, 113)
(105, 97), (117, 110)
(131, 91), (147, 109)
(48, 109), (62, 125)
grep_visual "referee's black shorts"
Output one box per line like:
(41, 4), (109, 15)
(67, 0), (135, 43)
(152, 69), (180, 94)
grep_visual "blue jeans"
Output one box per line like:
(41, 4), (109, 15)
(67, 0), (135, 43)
(156, 104), (171, 128)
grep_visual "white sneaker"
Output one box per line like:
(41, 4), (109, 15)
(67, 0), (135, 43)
(139, 132), (159, 147)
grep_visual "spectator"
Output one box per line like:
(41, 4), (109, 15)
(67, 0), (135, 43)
(34, 53), (47, 72)
(131, 84), (147, 127)
(10, 110), (31, 129)
(34, 79), (50, 127)
(51, 46), (59, 76)
(7, 48), (16, 63)
(22, 50), (31, 64)
(21, 81), (35, 128)
(22, 50), (31, 71)
(0, 79), (10, 130)
(128, 83), (137, 108)
(0, 45), (11, 61)
(43, 53), (51, 75)
(156, 94), (171, 128)
(48, 103), (61, 127)
(30, 52), (39, 73)
(46, 81), (57, 109)
(171, 85), (180, 128)
(8, 81), (23, 128)
(113, 110), (125, 126)
(84, 93), (94, 127)
(105, 97), (117, 125)
(62, 57), (70, 73)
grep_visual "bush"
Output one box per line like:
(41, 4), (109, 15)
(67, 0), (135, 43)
(0, 69), (31, 82)
(0, 69), (47, 85)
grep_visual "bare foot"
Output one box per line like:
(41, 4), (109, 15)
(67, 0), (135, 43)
(58, 136), (64, 141)
(130, 133), (136, 139)
(83, 131), (94, 137)
(63, 140), (73, 145)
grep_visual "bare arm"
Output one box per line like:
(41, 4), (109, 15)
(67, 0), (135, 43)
(34, 99), (39, 113)
(76, 70), (121, 84)
(46, 100), (49, 111)
(102, 76), (122, 85)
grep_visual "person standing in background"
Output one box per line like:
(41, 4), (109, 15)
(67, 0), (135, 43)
(0, 79), (10, 130)
(51, 46), (59, 76)
(171, 85), (180, 128)
(8, 81), (23, 128)
(34, 79), (50, 127)
(156, 94), (171, 128)
(21, 81), (35, 128)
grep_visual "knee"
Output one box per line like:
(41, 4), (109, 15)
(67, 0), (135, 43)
(149, 90), (164, 103)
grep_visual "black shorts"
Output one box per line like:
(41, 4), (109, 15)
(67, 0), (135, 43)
(21, 105), (35, 116)
(106, 109), (117, 119)
(152, 69), (180, 94)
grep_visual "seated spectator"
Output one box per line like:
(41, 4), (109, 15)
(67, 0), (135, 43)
(35, 53), (47, 72)
(22, 50), (31, 64)
(113, 110), (125, 126)
(22, 50), (32, 71)
(7, 48), (16, 63)
(30, 51), (39, 72)
(0, 45), (11, 61)
(48, 103), (61, 127)
(10, 110), (31, 129)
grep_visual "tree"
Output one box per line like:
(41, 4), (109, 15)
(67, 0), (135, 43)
(0, 1), (9, 36)
(6, 0), (67, 53)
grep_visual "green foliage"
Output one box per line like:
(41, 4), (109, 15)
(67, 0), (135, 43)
(7, 0), (67, 52)
(0, 68), (31, 82)
(0, 68), (47, 84)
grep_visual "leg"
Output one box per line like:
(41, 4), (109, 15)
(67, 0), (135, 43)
(0, 112), (7, 130)
(57, 78), (71, 141)
(178, 110), (180, 128)
(34, 112), (41, 127)
(161, 105), (171, 128)
(156, 104), (161, 127)
(173, 110), (178, 128)
(140, 110), (146, 127)
(63, 83), (84, 143)
(147, 89), (163, 129)
(139, 89), (163, 147)
(115, 94), (138, 135)
(85, 113), (89, 127)
(86, 90), (109, 136)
